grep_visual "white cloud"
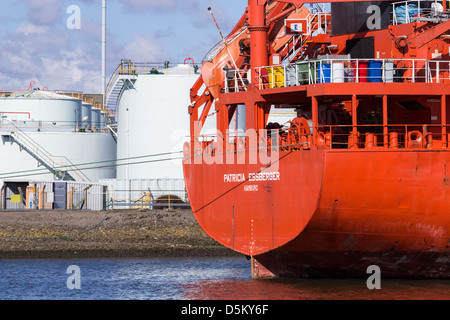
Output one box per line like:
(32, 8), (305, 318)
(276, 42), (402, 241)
(118, 0), (199, 13)
(116, 0), (233, 31)
(16, 22), (49, 36)
(24, 0), (63, 26)
(0, 0), (227, 94)
(119, 33), (169, 62)
(0, 20), (103, 93)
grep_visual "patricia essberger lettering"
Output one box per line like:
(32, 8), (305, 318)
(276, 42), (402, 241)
(224, 173), (246, 183)
(248, 172), (280, 182)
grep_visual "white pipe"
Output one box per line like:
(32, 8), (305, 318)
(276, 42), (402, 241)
(102, 0), (106, 106)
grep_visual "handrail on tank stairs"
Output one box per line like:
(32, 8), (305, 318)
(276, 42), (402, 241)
(7, 121), (90, 182)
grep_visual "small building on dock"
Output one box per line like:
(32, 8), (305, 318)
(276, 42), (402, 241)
(1, 180), (107, 211)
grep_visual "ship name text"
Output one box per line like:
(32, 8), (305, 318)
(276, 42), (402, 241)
(224, 172), (280, 183)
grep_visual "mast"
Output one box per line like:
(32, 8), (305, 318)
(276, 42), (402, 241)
(248, 0), (269, 131)
(102, 0), (107, 107)
(249, 0), (269, 80)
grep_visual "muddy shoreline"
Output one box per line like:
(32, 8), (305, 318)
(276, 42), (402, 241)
(0, 209), (241, 260)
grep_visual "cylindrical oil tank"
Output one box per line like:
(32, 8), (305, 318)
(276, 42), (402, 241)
(0, 90), (117, 182)
(0, 97), (81, 129)
(100, 110), (106, 129)
(91, 108), (102, 130)
(116, 64), (199, 180)
(0, 130), (116, 182)
(81, 103), (92, 129)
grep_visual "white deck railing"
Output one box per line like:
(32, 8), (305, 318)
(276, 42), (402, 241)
(392, 0), (450, 25)
(223, 58), (450, 92)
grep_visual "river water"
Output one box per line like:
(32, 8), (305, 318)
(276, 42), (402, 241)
(0, 257), (448, 301)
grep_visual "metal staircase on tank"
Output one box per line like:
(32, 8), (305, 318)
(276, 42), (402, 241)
(104, 60), (138, 112)
(106, 123), (118, 142)
(2, 121), (90, 182)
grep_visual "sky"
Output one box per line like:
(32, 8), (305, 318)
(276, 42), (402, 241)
(0, 0), (248, 94)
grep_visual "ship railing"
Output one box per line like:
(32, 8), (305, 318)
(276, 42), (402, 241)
(248, 58), (450, 90)
(190, 123), (448, 156)
(304, 123), (448, 150)
(282, 12), (332, 62)
(223, 69), (250, 93)
(285, 11), (331, 37)
(308, 11), (331, 36)
(392, 0), (450, 25)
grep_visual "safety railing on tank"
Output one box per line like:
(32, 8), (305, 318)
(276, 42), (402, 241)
(0, 120), (110, 133)
(0, 89), (84, 100)
(117, 61), (201, 76)
(223, 58), (450, 92)
(0, 90), (112, 120)
(104, 60), (202, 111)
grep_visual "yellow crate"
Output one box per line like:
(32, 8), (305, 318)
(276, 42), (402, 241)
(266, 67), (285, 88)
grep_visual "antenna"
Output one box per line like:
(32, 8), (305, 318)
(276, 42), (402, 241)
(102, 0), (107, 108)
(208, 7), (247, 91)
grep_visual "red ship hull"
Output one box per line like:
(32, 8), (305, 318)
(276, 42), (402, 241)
(183, 0), (450, 278)
(183, 149), (450, 278)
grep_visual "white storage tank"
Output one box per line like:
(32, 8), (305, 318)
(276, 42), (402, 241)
(0, 91), (82, 129)
(100, 110), (107, 129)
(0, 89), (117, 182)
(91, 108), (102, 130)
(116, 63), (199, 181)
(81, 102), (92, 129)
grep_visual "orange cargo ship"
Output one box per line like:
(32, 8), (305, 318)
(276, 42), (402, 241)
(183, 0), (450, 278)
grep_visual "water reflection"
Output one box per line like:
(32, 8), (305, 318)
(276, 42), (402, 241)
(182, 277), (450, 300)
(0, 257), (448, 300)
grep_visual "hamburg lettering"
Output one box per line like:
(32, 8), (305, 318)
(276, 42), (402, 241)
(244, 185), (258, 192)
